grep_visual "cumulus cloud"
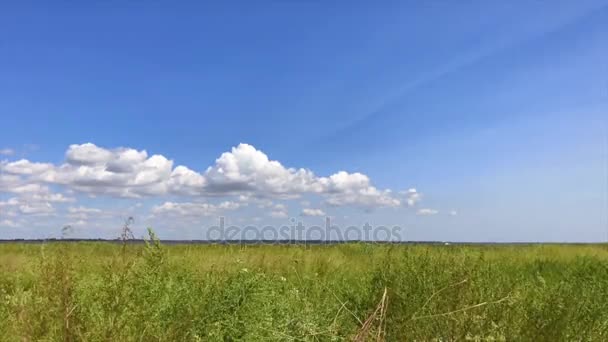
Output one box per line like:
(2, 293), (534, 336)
(31, 192), (73, 203)
(47, 144), (174, 198)
(203, 144), (323, 197)
(65, 143), (115, 166)
(403, 188), (421, 206)
(0, 173), (21, 192)
(18, 202), (55, 215)
(269, 203), (289, 218)
(63, 206), (130, 231)
(0, 142), (404, 209)
(417, 208), (439, 216)
(1, 159), (54, 176)
(11, 184), (45, 194)
(4, 183), (73, 203)
(167, 165), (207, 195)
(0, 183), (72, 218)
(322, 172), (400, 208)
(0, 142), (451, 235)
(301, 208), (326, 217)
(152, 201), (242, 217)
(398, 188), (421, 207)
(269, 211), (288, 219)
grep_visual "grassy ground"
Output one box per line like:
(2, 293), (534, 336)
(1, 234), (608, 341)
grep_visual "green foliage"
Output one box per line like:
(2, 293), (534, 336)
(1, 239), (608, 341)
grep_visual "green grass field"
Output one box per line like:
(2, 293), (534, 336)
(1, 233), (608, 341)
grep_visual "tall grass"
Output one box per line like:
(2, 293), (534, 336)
(1, 236), (607, 340)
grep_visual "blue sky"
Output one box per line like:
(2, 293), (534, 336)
(0, 1), (606, 241)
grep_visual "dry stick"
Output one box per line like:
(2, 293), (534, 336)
(410, 278), (468, 320)
(65, 304), (78, 319)
(376, 288), (389, 342)
(258, 326), (297, 341)
(354, 288), (389, 342)
(323, 283), (364, 326)
(332, 301), (348, 328)
(410, 294), (511, 321)
(291, 267), (363, 337)
(412, 279), (469, 319)
(376, 289), (388, 341)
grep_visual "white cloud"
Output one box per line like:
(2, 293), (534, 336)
(0, 143), (451, 236)
(417, 208), (439, 216)
(322, 171), (400, 208)
(398, 188), (421, 206)
(0, 198), (19, 207)
(24, 144), (175, 198)
(0, 144), (204, 198)
(70, 220), (88, 227)
(10, 183), (46, 194)
(1, 159), (54, 175)
(404, 188), (421, 206)
(0, 183), (70, 219)
(65, 143), (115, 166)
(269, 203), (289, 218)
(152, 201), (241, 217)
(217, 201), (241, 210)
(31, 192), (74, 203)
(0, 148), (14, 156)
(168, 165), (207, 195)
(0, 173), (21, 191)
(0, 142), (408, 219)
(67, 206), (104, 221)
(19, 202), (54, 215)
(275, 204), (287, 210)
(178, 144), (401, 208)
(204, 143), (322, 196)
(68, 206), (102, 214)
(301, 208), (326, 217)
(449, 210), (458, 216)
(4, 183), (73, 204)
(0, 219), (19, 227)
(256, 199), (275, 209)
(269, 211), (288, 218)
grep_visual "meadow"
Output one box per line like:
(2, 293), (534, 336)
(1, 232), (607, 341)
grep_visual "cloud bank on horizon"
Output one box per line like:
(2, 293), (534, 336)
(0, 142), (429, 236)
